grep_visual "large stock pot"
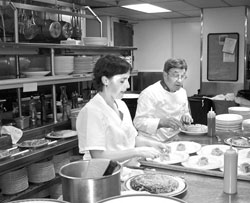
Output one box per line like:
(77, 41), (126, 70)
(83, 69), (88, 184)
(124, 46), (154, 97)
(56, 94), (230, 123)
(59, 159), (121, 203)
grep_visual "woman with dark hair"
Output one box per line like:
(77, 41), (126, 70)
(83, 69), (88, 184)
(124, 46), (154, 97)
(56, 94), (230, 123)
(76, 55), (168, 162)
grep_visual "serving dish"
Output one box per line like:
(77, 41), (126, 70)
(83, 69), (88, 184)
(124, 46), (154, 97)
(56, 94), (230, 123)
(17, 139), (50, 148)
(124, 173), (187, 197)
(46, 130), (77, 139)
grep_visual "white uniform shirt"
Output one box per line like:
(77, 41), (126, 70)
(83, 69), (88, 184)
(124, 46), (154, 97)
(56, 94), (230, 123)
(133, 81), (190, 141)
(76, 93), (137, 154)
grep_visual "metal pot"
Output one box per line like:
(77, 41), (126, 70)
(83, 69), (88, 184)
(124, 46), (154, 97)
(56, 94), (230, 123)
(8, 198), (69, 203)
(59, 159), (121, 203)
(59, 21), (73, 39)
(42, 19), (61, 39)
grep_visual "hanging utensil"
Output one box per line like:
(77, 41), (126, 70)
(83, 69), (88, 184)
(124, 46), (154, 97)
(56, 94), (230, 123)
(23, 10), (40, 40)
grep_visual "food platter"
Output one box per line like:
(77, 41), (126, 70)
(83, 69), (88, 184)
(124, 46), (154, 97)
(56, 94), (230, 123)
(17, 139), (50, 149)
(166, 141), (201, 154)
(146, 152), (189, 165)
(224, 137), (250, 148)
(180, 124), (207, 135)
(46, 130), (77, 139)
(181, 155), (222, 170)
(124, 173), (187, 197)
(97, 194), (188, 203)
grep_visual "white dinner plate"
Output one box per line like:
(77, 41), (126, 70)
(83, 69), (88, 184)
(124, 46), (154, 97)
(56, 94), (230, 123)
(197, 144), (236, 157)
(180, 124), (207, 135)
(181, 155), (222, 170)
(146, 152), (189, 165)
(167, 141), (201, 154)
(220, 162), (250, 176)
(97, 194), (187, 203)
(238, 148), (250, 160)
(22, 71), (50, 78)
(46, 130), (77, 139)
(124, 173), (187, 197)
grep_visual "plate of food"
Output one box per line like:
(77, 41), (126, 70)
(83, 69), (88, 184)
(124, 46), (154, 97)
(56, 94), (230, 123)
(17, 139), (50, 148)
(197, 144), (237, 157)
(181, 155), (222, 170)
(224, 137), (250, 148)
(166, 141), (201, 154)
(46, 130), (77, 139)
(180, 124), (207, 135)
(146, 152), (189, 165)
(0, 150), (11, 161)
(220, 161), (250, 176)
(124, 173), (187, 197)
(238, 148), (250, 160)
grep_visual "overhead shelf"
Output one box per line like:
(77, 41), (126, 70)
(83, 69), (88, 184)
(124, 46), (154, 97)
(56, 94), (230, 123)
(0, 42), (137, 51)
(0, 74), (93, 90)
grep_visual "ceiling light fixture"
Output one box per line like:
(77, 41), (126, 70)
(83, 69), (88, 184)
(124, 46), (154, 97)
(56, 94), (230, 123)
(122, 3), (171, 13)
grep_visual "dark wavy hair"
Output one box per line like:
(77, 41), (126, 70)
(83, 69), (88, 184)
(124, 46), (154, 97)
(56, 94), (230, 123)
(93, 55), (132, 91)
(163, 58), (187, 73)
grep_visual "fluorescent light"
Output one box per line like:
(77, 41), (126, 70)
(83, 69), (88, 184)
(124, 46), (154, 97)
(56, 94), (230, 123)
(122, 3), (171, 13)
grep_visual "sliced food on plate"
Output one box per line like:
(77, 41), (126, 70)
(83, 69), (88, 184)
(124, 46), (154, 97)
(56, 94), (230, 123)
(46, 130), (77, 139)
(181, 155), (222, 170)
(124, 173), (187, 197)
(17, 139), (50, 148)
(224, 137), (250, 148)
(167, 141), (201, 154)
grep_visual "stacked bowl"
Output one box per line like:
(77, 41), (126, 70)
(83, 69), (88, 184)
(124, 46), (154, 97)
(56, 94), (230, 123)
(228, 106), (250, 120)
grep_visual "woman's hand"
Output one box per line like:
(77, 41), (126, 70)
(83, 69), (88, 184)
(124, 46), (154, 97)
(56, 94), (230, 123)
(135, 146), (161, 159)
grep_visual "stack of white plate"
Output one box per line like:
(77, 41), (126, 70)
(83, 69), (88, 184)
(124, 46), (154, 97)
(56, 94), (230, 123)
(73, 56), (94, 74)
(82, 37), (108, 46)
(0, 167), (29, 195)
(54, 56), (74, 75)
(216, 114), (243, 132)
(228, 106), (250, 120)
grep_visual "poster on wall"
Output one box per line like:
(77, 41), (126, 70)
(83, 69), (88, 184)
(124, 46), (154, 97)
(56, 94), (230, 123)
(207, 33), (239, 81)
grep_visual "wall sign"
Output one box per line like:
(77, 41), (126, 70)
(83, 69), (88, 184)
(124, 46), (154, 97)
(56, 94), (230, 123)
(207, 33), (239, 81)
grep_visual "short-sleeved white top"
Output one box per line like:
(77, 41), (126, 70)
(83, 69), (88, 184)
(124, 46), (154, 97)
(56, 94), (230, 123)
(76, 93), (137, 153)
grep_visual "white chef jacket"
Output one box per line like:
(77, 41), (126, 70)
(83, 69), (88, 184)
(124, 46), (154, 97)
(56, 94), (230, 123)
(133, 81), (190, 142)
(76, 93), (137, 154)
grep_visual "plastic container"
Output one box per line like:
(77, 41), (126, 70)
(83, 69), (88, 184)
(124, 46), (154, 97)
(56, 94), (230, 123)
(223, 145), (238, 194)
(207, 107), (216, 137)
